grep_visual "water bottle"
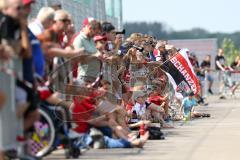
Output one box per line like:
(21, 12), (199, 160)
(139, 123), (145, 136)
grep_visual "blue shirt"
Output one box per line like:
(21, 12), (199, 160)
(182, 97), (197, 115)
(29, 29), (45, 77)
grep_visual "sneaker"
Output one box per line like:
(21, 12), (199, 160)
(89, 128), (105, 149)
(202, 113), (211, 118)
(89, 128), (103, 140)
(197, 97), (204, 104)
(219, 95), (226, 99)
(208, 89), (213, 95)
(93, 137), (105, 149)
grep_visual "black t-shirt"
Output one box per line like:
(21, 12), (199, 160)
(231, 61), (238, 70)
(215, 55), (225, 70)
(0, 12), (34, 84)
(0, 12), (21, 42)
(201, 60), (211, 68)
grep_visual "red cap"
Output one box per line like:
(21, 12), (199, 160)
(82, 17), (95, 28)
(94, 35), (107, 42)
(22, 0), (35, 6)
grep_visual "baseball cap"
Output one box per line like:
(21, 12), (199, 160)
(22, 0), (35, 5)
(82, 17), (95, 28)
(102, 22), (115, 33)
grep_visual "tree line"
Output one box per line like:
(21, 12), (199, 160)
(123, 22), (240, 48)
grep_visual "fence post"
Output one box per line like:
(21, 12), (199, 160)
(0, 59), (24, 154)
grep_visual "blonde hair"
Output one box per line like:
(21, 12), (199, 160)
(37, 7), (55, 23)
(54, 9), (69, 21)
(0, 0), (6, 10)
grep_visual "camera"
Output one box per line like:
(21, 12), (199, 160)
(133, 45), (144, 52)
(118, 42), (144, 55)
(115, 29), (125, 35)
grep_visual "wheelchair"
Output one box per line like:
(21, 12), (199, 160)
(26, 101), (81, 159)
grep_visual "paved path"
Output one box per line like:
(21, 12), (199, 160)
(45, 96), (240, 160)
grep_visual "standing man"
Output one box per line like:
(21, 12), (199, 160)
(28, 7), (55, 36)
(72, 17), (101, 53)
(215, 48), (226, 99)
(0, 0), (31, 158)
(72, 18), (101, 83)
(201, 55), (214, 95)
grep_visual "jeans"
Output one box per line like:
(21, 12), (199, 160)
(79, 133), (132, 148)
(104, 136), (132, 148)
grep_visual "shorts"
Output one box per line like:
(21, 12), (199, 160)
(15, 86), (27, 104)
(183, 107), (192, 117)
(16, 80), (39, 117)
(207, 75), (213, 82)
(197, 76), (205, 86)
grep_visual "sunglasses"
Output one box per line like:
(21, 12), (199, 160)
(57, 19), (71, 23)
(110, 31), (116, 34)
(15, 5), (24, 11)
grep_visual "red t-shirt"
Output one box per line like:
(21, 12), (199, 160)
(72, 92), (97, 133)
(126, 102), (134, 111)
(148, 95), (164, 106)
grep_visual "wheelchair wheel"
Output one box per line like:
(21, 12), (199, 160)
(27, 108), (56, 158)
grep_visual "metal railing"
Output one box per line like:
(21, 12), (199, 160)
(0, 59), (23, 152)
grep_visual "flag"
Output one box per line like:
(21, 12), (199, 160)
(160, 51), (200, 95)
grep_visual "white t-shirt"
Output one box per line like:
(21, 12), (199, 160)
(28, 20), (44, 36)
(132, 102), (146, 117)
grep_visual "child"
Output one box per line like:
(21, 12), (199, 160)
(131, 91), (148, 121)
(180, 92), (197, 120)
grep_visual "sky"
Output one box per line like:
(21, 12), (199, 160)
(122, 0), (239, 33)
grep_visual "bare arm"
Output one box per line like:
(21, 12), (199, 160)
(20, 19), (31, 58)
(216, 61), (225, 71)
(47, 47), (86, 58)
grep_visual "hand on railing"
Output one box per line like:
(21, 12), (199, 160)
(0, 91), (6, 110)
(0, 43), (15, 61)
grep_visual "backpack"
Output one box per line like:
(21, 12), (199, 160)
(147, 126), (165, 140)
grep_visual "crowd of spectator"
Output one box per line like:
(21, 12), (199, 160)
(0, 0), (240, 159)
